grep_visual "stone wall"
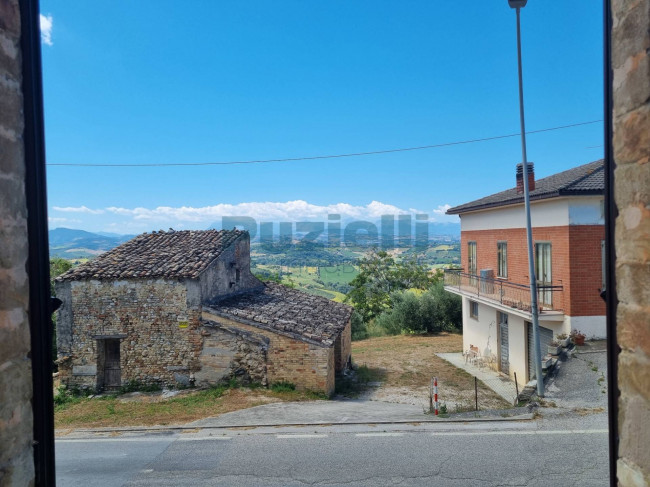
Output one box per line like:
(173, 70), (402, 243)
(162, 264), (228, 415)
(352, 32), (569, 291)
(335, 319), (352, 372)
(203, 311), (336, 395)
(0, 0), (36, 484)
(56, 279), (203, 388)
(197, 236), (263, 301)
(196, 321), (269, 386)
(612, 0), (650, 484)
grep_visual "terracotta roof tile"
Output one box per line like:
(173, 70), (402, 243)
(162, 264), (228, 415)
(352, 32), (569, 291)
(57, 229), (245, 281)
(205, 283), (353, 346)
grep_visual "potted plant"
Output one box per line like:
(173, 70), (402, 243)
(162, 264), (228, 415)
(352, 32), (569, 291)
(556, 333), (571, 348)
(547, 340), (562, 356)
(570, 329), (586, 346)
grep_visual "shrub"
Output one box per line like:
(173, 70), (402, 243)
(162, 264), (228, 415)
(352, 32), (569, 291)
(118, 380), (162, 395)
(375, 283), (461, 335)
(53, 385), (90, 410)
(271, 381), (296, 393)
(350, 311), (368, 341)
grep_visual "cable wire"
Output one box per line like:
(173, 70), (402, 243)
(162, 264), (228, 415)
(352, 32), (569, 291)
(46, 119), (602, 168)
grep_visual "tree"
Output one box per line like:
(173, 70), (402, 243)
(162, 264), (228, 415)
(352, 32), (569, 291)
(350, 311), (368, 341)
(345, 249), (441, 323)
(375, 283), (462, 335)
(50, 257), (72, 293)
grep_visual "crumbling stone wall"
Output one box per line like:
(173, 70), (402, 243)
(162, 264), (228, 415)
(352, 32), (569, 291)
(334, 319), (352, 372)
(197, 236), (263, 300)
(56, 279), (203, 388)
(196, 322), (269, 386)
(0, 0), (36, 484)
(612, 0), (650, 484)
(203, 311), (336, 395)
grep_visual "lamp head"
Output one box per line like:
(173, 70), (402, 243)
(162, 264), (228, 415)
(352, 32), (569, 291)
(508, 0), (527, 8)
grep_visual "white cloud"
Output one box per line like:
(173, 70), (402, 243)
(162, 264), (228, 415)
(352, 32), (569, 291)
(432, 204), (452, 216)
(53, 205), (104, 215)
(104, 200), (421, 224)
(48, 217), (81, 225)
(49, 200), (459, 233)
(39, 14), (53, 46)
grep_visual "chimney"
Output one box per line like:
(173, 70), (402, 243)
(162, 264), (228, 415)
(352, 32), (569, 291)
(516, 162), (535, 194)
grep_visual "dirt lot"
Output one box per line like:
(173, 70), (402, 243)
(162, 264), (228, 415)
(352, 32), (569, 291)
(350, 333), (510, 412)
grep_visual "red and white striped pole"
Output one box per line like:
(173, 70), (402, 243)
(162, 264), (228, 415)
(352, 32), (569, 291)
(434, 377), (439, 416)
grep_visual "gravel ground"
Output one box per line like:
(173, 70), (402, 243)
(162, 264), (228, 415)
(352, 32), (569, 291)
(535, 340), (609, 431)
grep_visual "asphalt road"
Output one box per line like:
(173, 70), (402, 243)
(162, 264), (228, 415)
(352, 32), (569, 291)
(56, 419), (609, 487)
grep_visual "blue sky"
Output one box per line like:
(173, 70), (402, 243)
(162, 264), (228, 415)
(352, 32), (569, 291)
(41, 1), (604, 234)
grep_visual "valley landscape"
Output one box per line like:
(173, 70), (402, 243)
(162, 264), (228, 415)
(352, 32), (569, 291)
(48, 227), (460, 302)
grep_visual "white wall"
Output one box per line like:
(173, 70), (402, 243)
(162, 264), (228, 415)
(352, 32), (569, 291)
(506, 314), (527, 385)
(461, 199), (569, 231)
(565, 315), (607, 339)
(460, 196), (605, 231)
(462, 299), (574, 385)
(461, 298), (499, 358)
(568, 197), (605, 225)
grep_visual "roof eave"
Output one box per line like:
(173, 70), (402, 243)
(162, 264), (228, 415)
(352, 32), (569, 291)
(446, 189), (603, 215)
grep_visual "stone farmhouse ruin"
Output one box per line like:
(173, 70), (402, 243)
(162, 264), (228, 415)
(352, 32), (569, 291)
(55, 229), (352, 395)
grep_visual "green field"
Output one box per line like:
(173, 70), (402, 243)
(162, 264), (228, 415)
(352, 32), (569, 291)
(252, 263), (357, 303)
(318, 265), (359, 285)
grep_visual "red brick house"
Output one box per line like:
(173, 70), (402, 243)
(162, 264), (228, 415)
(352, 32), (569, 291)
(444, 160), (605, 384)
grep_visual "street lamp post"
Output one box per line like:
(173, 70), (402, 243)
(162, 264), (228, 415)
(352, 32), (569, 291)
(508, 0), (544, 397)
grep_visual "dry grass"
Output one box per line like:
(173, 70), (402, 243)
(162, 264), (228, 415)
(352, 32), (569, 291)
(351, 333), (510, 411)
(54, 387), (323, 430)
(573, 407), (606, 416)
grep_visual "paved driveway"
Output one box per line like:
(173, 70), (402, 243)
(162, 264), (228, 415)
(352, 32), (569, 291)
(543, 340), (608, 410)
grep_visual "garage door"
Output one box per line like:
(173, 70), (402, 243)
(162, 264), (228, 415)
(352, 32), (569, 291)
(527, 322), (553, 381)
(498, 312), (509, 376)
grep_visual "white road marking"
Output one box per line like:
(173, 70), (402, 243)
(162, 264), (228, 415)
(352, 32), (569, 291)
(356, 433), (404, 437)
(431, 429), (608, 437)
(56, 437), (175, 443)
(276, 434), (328, 439)
(177, 436), (232, 441)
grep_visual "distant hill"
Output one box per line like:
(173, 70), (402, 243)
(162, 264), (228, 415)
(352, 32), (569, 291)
(49, 228), (134, 259)
(209, 220), (460, 241)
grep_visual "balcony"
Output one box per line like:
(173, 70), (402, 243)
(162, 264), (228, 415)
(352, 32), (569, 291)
(443, 269), (564, 317)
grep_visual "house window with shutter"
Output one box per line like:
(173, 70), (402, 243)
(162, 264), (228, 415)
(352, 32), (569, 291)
(497, 242), (508, 278)
(468, 241), (477, 275)
(601, 240), (606, 292)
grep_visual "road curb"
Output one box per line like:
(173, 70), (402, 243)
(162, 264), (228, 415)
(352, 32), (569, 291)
(55, 413), (535, 436)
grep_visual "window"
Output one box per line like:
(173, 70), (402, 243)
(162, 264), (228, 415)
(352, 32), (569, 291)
(601, 240), (606, 291)
(470, 300), (479, 319)
(535, 242), (552, 306)
(497, 242), (507, 278)
(468, 241), (477, 275)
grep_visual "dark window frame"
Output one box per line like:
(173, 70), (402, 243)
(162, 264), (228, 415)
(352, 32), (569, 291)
(497, 241), (508, 278)
(467, 241), (477, 275)
(469, 300), (479, 319)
